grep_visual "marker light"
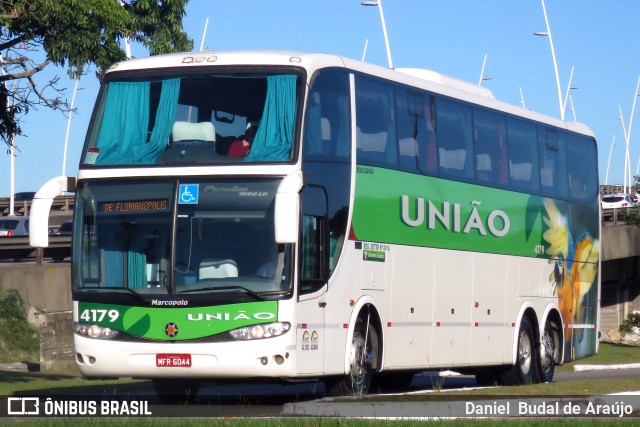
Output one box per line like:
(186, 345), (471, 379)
(229, 322), (291, 341)
(74, 322), (119, 340)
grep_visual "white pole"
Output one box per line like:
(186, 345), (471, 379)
(569, 94), (577, 121)
(619, 76), (640, 194)
(619, 104), (630, 194)
(1, 54), (15, 216)
(605, 134), (615, 185)
(519, 87), (526, 109)
(562, 65), (574, 118)
(540, 0), (564, 120)
(362, 38), (369, 62)
(9, 136), (14, 216)
(121, 1), (132, 59)
(626, 76), (640, 189)
(479, 54), (488, 86)
(377, 0), (393, 69)
(62, 79), (79, 176)
(200, 17), (209, 51)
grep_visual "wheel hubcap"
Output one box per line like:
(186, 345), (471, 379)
(518, 331), (532, 375)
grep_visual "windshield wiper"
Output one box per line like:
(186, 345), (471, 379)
(77, 287), (147, 304)
(178, 285), (265, 301)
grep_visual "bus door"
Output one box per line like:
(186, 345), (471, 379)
(296, 186), (329, 374)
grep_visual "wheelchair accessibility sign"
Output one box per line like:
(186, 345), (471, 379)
(179, 184), (199, 204)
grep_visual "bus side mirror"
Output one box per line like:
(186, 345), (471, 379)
(30, 176), (76, 248)
(274, 171), (304, 244)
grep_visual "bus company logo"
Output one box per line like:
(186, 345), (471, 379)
(186, 311), (276, 322)
(400, 195), (510, 237)
(165, 323), (179, 337)
(151, 299), (188, 306)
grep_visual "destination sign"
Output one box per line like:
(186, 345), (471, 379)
(100, 199), (169, 213)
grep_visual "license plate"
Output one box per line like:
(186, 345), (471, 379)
(156, 354), (192, 367)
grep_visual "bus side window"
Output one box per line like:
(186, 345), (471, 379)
(303, 69), (351, 160)
(507, 118), (539, 192)
(472, 108), (507, 186)
(300, 186), (328, 295)
(566, 134), (597, 201)
(395, 90), (422, 173)
(539, 129), (568, 198)
(436, 98), (473, 179)
(355, 76), (397, 168)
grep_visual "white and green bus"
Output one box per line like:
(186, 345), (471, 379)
(30, 50), (600, 398)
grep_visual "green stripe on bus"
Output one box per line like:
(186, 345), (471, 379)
(78, 301), (278, 341)
(352, 166), (599, 259)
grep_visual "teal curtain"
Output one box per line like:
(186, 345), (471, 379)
(127, 252), (147, 289)
(103, 225), (124, 287)
(245, 75), (297, 161)
(95, 79), (180, 165)
(138, 79), (181, 163)
(127, 229), (148, 289)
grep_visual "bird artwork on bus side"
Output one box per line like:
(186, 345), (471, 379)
(542, 198), (600, 362)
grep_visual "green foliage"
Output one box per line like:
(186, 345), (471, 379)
(2, 0), (193, 77)
(616, 209), (638, 224)
(0, 289), (39, 361)
(0, 0), (193, 145)
(619, 312), (640, 336)
(0, 288), (28, 322)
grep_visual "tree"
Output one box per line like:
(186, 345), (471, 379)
(0, 0), (193, 148)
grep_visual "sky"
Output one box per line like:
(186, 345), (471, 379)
(2, 0), (640, 197)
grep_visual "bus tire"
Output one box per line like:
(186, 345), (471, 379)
(499, 316), (538, 386)
(325, 316), (377, 396)
(152, 378), (201, 403)
(539, 319), (560, 383)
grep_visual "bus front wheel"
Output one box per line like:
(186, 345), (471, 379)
(325, 316), (377, 396)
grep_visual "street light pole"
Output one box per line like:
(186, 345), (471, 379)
(619, 105), (630, 193)
(478, 54), (489, 86)
(517, 87), (526, 109)
(62, 79), (81, 177)
(605, 134), (616, 185)
(361, 1), (393, 69)
(535, 0), (564, 120)
(562, 65), (576, 118)
(200, 17), (209, 51)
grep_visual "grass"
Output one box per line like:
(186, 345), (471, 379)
(557, 342), (640, 372)
(2, 420), (638, 427)
(2, 419), (637, 427)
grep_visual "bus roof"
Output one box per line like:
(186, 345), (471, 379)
(107, 50), (595, 139)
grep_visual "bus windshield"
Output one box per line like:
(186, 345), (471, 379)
(82, 71), (301, 166)
(72, 179), (291, 298)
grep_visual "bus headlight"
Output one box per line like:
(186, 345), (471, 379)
(229, 322), (290, 340)
(74, 322), (120, 340)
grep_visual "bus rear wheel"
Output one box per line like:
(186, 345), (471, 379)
(539, 319), (560, 383)
(152, 378), (201, 403)
(325, 316), (377, 396)
(499, 316), (538, 386)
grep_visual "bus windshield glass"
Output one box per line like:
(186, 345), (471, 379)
(72, 179), (291, 298)
(81, 71), (301, 166)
